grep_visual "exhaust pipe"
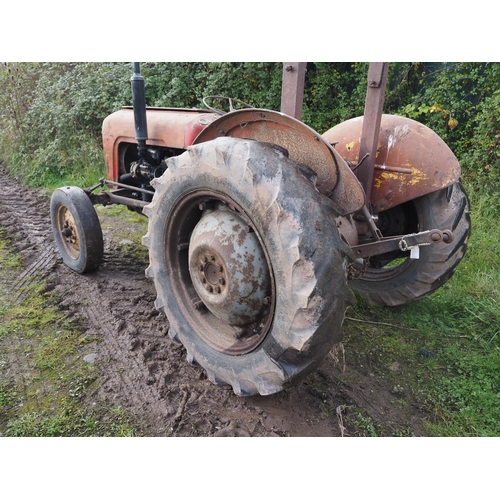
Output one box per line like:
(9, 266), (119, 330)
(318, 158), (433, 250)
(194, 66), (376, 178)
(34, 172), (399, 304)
(130, 62), (158, 166)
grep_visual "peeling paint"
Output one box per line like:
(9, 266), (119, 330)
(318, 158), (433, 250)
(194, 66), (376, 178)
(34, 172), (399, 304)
(346, 141), (356, 152)
(323, 114), (461, 211)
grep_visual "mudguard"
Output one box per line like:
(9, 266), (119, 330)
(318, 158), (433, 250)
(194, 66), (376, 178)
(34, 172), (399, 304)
(322, 114), (461, 212)
(193, 108), (365, 216)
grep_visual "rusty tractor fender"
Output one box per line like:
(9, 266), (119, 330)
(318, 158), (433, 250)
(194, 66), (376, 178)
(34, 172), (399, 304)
(322, 114), (461, 213)
(193, 109), (366, 216)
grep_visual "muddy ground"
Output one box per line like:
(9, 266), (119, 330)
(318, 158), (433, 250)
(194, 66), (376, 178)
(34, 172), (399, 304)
(0, 165), (432, 437)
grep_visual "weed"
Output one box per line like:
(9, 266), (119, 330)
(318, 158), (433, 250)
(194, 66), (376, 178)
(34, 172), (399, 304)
(346, 408), (379, 437)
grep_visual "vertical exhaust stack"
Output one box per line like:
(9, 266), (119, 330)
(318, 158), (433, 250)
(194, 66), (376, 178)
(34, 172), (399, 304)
(131, 62), (148, 144)
(131, 62), (154, 164)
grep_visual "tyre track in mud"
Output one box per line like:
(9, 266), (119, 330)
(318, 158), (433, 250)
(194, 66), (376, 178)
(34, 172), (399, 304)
(0, 175), (58, 296)
(0, 165), (371, 436)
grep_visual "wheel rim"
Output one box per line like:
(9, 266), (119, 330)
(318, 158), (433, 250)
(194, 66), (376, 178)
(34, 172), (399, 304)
(56, 205), (80, 260)
(165, 190), (275, 355)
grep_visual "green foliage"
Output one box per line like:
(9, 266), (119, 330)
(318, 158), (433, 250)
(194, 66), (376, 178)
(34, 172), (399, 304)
(2, 61), (500, 193)
(302, 62), (369, 132)
(346, 408), (379, 437)
(396, 62), (500, 191)
(1, 63), (131, 187)
(141, 62), (283, 110)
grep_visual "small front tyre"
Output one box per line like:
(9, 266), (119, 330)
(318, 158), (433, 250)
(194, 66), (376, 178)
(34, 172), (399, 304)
(50, 186), (104, 274)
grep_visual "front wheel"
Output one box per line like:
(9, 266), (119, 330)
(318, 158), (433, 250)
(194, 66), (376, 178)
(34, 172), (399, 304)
(50, 186), (104, 274)
(142, 137), (355, 396)
(349, 182), (470, 306)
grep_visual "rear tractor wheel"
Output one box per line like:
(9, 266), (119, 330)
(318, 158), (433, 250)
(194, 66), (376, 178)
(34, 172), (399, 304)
(349, 182), (470, 306)
(142, 137), (355, 396)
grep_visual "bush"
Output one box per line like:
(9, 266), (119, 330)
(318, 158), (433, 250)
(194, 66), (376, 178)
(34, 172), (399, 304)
(396, 62), (500, 191)
(1, 62), (500, 193)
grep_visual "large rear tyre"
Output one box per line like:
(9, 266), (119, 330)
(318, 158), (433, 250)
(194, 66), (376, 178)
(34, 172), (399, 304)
(349, 182), (470, 306)
(50, 186), (104, 274)
(142, 137), (355, 396)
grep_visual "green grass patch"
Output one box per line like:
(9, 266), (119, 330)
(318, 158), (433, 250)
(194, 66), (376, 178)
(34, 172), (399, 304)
(345, 408), (380, 437)
(0, 234), (23, 271)
(346, 181), (500, 436)
(0, 231), (139, 437)
(5, 406), (137, 437)
(96, 204), (150, 267)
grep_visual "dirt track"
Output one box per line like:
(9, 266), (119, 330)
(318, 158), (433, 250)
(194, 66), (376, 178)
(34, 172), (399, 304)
(0, 166), (429, 436)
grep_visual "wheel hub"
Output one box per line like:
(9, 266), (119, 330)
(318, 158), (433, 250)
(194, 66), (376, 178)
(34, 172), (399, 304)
(57, 206), (80, 259)
(188, 207), (271, 327)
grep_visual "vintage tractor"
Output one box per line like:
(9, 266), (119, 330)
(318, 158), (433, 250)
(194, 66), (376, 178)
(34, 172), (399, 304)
(50, 62), (470, 396)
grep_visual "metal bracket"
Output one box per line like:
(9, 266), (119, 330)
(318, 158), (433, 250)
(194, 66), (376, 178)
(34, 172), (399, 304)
(280, 62), (307, 120)
(351, 229), (454, 259)
(367, 62), (387, 88)
(86, 178), (151, 210)
(357, 62), (389, 203)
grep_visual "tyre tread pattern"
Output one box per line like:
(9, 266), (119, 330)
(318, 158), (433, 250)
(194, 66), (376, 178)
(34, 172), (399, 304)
(350, 182), (470, 306)
(50, 186), (104, 274)
(143, 137), (354, 396)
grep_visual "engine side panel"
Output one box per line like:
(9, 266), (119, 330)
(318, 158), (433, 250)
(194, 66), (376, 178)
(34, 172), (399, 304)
(102, 107), (218, 182)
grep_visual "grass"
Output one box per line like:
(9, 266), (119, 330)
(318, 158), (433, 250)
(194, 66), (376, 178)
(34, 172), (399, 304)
(7, 141), (107, 193)
(0, 229), (138, 437)
(97, 204), (148, 247)
(417, 188), (499, 436)
(343, 183), (500, 436)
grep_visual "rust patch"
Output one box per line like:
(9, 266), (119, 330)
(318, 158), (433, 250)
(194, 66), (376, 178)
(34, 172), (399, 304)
(323, 114), (461, 212)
